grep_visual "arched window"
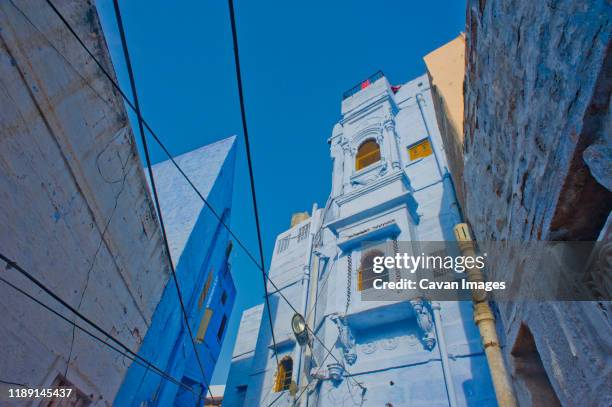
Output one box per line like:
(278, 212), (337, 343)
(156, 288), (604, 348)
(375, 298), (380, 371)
(358, 249), (388, 291)
(273, 356), (293, 392)
(355, 140), (381, 171)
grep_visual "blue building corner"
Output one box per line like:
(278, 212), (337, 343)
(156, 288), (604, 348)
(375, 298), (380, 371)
(114, 136), (238, 406)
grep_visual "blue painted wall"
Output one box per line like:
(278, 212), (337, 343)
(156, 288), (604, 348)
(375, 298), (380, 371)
(224, 75), (497, 406)
(115, 136), (237, 406)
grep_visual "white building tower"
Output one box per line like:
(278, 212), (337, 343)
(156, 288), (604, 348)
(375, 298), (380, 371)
(224, 72), (496, 406)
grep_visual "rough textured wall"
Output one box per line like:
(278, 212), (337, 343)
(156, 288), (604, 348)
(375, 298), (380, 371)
(464, 0), (611, 241)
(0, 0), (170, 403)
(463, 0), (611, 406)
(424, 34), (467, 208)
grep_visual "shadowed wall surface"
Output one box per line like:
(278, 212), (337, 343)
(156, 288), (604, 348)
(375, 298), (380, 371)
(0, 0), (170, 402)
(463, 1), (611, 405)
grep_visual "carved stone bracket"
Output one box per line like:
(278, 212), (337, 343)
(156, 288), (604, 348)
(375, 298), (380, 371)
(383, 118), (395, 132)
(329, 314), (357, 365)
(340, 140), (352, 154)
(409, 298), (436, 350)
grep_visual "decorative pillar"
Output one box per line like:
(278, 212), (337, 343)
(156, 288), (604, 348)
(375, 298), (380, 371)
(341, 141), (353, 192)
(330, 141), (344, 198)
(383, 118), (402, 170)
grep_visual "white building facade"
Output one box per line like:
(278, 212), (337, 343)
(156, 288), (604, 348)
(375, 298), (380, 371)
(224, 72), (496, 406)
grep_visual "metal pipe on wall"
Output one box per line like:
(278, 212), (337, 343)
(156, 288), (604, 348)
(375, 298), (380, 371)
(454, 223), (518, 407)
(294, 203), (319, 393)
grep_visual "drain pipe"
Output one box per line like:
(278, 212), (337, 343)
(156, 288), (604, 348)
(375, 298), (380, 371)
(432, 302), (459, 407)
(295, 204), (319, 391)
(454, 223), (517, 407)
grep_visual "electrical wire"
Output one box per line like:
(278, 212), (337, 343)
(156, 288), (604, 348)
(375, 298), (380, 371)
(42, 0), (263, 272)
(35, 0), (365, 399)
(226, 7), (364, 399)
(110, 0), (211, 402)
(227, 0), (279, 366)
(0, 255), (197, 395)
(0, 275), (192, 392)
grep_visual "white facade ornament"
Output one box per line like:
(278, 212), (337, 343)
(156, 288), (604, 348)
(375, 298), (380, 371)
(410, 299), (436, 350)
(329, 314), (357, 365)
(380, 337), (398, 351)
(361, 341), (377, 354)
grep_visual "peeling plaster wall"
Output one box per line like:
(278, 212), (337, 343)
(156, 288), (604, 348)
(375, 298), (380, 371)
(0, 0), (171, 404)
(463, 1), (612, 406)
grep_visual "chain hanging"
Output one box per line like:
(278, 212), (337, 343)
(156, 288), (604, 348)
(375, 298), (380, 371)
(345, 252), (352, 318)
(393, 238), (401, 283)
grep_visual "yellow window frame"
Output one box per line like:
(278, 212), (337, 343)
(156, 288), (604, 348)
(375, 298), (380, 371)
(198, 271), (214, 309)
(273, 357), (293, 392)
(196, 308), (213, 343)
(355, 140), (381, 170)
(408, 139), (433, 161)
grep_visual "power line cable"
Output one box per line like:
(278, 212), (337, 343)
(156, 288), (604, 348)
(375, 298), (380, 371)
(0, 379), (27, 388)
(30, 0), (292, 390)
(42, 0), (262, 272)
(37, 0), (364, 396)
(291, 349), (334, 406)
(227, 0), (279, 366)
(110, 0), (211, 402)
(0, 254), (197, 395)
(226, 3), (366, 400)
(0, 275), (195, 392)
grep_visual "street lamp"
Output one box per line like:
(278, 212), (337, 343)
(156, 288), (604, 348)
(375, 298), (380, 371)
(291, 313), (309, 346)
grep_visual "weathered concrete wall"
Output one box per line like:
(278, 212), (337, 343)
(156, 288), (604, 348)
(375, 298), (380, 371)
(424, 33), (467, 208)
(0, 0), (171, 404)
(463, 0), (612, 405)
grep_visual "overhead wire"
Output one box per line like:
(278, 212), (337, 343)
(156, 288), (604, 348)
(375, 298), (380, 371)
(29, 0), (364, 401)
(3, 1), (208, 402)
(110, 0), (211, 402)
(228, 6), (365, 396)
(41, 0), (263, 272)
(227, 0), (279, 366)
(0, 275), (193, 391)
(0, 254), (198, 396)
(225, 2), (366, 400)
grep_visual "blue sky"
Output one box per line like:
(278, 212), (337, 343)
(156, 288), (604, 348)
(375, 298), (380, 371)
(96, 0), (466, 385)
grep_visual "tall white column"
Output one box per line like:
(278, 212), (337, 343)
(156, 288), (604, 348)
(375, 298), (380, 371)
(383, 119), (402, 170)
(330, 141), (344, 198)
(341, 142), (353, 192)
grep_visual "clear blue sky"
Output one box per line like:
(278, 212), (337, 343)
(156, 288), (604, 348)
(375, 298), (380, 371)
(96, 0), (466, 385)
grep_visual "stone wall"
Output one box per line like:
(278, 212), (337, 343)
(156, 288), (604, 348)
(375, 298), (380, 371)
(0, 0), (171, 403)
(463, 0), (611, 405)
(464, 0), (611, 241)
